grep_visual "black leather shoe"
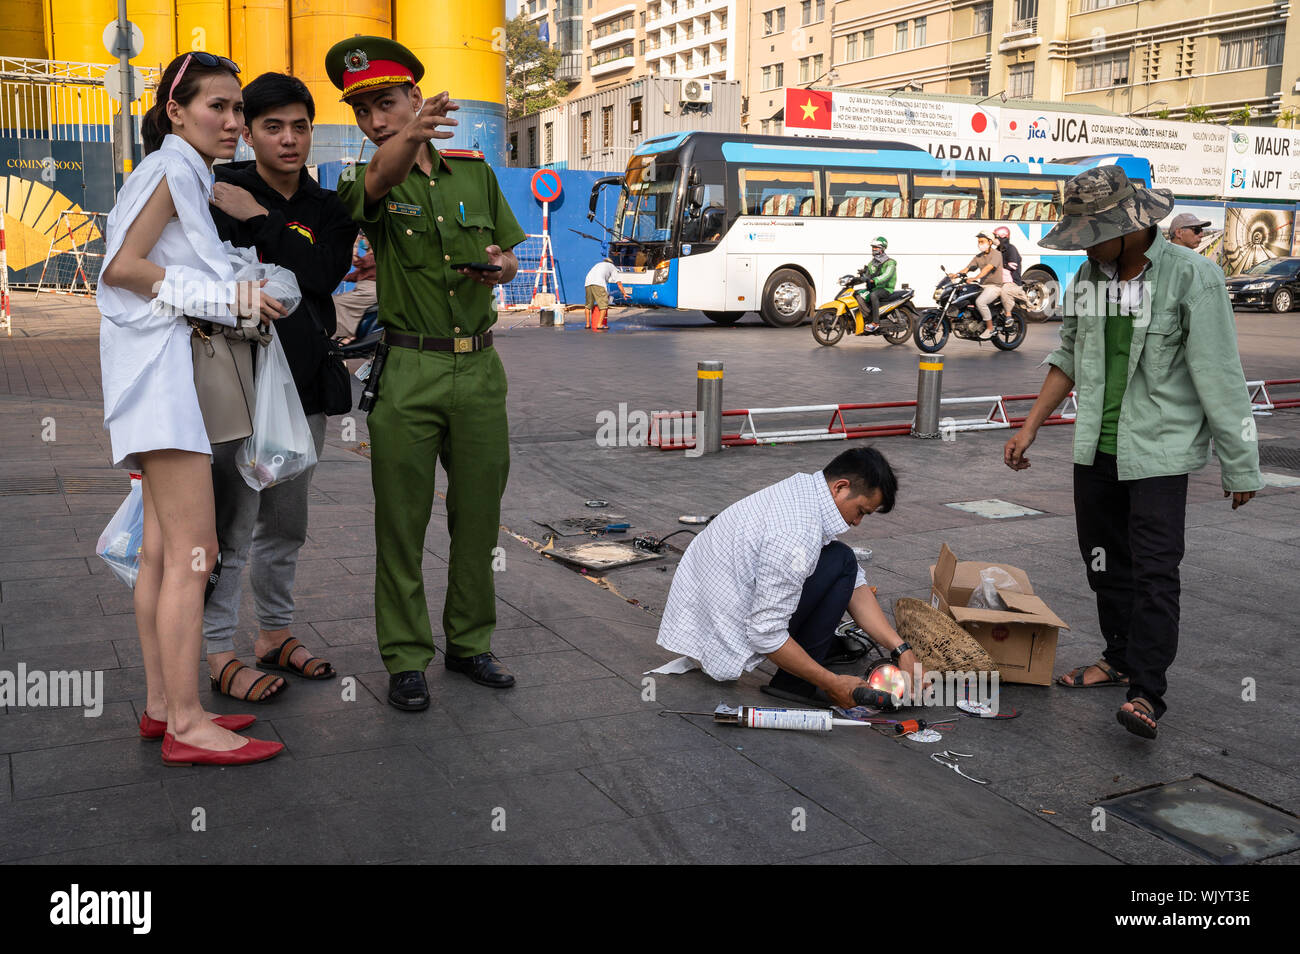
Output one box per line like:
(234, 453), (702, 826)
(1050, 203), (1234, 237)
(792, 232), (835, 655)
(444, 652), (515, 688)
(388, 670), (430, 711)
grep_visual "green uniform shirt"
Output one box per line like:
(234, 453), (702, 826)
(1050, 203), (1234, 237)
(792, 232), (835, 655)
(1096, 300), (1133, 457)
(337, 144), (527, 337)
(1043, 229), (1262, 492)
(865, 256), (897, 294)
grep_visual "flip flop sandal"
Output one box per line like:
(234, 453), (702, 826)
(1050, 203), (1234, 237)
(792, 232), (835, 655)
(258, 636), (336, 680)
(1116, 697), (1158, 740)
(211, 659), (286, 703)
(1057, 659), (1128, 688)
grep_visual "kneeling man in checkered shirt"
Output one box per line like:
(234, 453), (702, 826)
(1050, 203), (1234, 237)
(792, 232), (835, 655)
(657, 447), (921, 709)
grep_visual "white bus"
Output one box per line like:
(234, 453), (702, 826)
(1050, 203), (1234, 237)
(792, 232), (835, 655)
(589, 131), (1154, 326)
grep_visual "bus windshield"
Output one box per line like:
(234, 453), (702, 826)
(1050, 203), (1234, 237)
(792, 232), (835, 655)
(616, 156), (680, 243)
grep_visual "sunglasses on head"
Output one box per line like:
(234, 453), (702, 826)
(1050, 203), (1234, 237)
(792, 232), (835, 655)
(169, 52), (241, 103)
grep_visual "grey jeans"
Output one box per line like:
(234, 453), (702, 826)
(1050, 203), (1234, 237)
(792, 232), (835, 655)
(203, 413), (327, 655)
(975, 285), (1002, 323)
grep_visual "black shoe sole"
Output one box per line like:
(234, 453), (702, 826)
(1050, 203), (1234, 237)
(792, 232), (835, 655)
(444, 667), (516, 689)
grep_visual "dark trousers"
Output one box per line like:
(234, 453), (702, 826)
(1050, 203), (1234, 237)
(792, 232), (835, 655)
(854, 288), (886, 326)
(769, 542), (858, 696)
(1073, 453), (1187, 719)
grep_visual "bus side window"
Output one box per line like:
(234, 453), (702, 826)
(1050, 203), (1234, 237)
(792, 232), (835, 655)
(739, 167), (818, 216)
(825, 170), (906, 218)
(995, 175), (1064, 223)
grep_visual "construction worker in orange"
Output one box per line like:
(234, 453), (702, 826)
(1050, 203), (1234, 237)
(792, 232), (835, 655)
(584, 255), (627, 332)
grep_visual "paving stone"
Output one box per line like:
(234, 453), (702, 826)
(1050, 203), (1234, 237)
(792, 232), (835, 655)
(0, 781), (182, 862)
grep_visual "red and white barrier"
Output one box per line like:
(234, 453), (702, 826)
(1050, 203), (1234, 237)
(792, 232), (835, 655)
(1248, 379), (1300, 412)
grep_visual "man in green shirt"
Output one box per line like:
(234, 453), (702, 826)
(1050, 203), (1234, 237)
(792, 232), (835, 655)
(1003, 166), (1261, 741)
(326, 37), (528, 710)
(857, 236), (897, 333)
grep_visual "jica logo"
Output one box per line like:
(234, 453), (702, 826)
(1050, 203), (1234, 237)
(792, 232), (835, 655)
(1028, 116), (1050, 140)
(1230, 168), (1245, 189)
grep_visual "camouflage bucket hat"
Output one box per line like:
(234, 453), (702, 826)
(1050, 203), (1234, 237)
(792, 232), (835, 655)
(1039, 165), (1175, 251)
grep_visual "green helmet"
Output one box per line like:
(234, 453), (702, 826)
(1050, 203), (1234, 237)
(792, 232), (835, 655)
(871, 236), (888, 250)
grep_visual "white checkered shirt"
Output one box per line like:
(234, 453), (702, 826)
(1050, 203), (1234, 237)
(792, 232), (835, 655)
(657, 471), (867, 681)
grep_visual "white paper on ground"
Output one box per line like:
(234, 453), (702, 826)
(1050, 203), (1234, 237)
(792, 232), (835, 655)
(645, 656), (700, 675)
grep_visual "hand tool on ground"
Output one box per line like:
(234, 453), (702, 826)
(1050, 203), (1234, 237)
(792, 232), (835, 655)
(658, 703), (880, 732)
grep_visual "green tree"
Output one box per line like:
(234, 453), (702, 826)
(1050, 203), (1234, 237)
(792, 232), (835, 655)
(1154, 108), (1172, 120)
(1228, 105), (1252, 125)
(506, 14), (566, 120)
(1184, 105), (1212, 123)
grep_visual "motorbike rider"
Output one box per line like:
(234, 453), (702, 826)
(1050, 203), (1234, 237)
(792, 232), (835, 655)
(858, 236), (897, 333)
(950, 230), (1003, 339)
(994, 225), (1028, 320)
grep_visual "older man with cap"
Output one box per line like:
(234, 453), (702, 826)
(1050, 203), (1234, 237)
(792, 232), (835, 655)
(325, 36), (528, 710)
(1167, 212), (1212, 250)
(1003, 166), (1261, 741)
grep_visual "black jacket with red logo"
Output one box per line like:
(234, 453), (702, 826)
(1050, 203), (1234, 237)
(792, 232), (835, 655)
(210, 160), (357, 415)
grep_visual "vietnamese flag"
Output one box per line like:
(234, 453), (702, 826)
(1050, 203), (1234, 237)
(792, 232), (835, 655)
(785, 88), (833, 130)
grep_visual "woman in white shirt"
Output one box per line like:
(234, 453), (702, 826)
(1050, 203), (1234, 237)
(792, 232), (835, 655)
(99, 52), (287, 767)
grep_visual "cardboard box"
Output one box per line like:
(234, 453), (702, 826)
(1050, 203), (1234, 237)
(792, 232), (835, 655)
(928, 543), (1069, 686)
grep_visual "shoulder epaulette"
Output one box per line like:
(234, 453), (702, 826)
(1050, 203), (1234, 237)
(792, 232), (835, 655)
(439, 149), (485, 161)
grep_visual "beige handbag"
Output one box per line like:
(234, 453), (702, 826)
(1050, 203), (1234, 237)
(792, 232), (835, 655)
(189, 318), (270, 445)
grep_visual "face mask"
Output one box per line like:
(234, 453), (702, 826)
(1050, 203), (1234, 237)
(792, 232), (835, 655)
(872, 249), (886, 263)
(978, 242), (990, 253)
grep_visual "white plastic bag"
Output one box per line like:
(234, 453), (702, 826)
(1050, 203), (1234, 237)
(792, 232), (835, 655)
(966, 566), (1021, 611)
(223, 241), (302, 316)
(237, 322), (317, 490)
(97, 476), (144, 588)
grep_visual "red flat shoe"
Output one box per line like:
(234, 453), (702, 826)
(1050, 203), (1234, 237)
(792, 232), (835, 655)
(161, 732), (284, 767)
(138, 711), (257, 740)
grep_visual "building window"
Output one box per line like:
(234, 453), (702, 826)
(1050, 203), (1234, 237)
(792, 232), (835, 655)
(1079, 0), (1132, 10)
(1008, 62), (1035, 98)
(914, 17), (926, 46)
(639, 39), (645, 55)
(973, 2), (992, 35)
(761, 62), (784, 90)
(630, 98), (642, 134)
(895, 23), (908, 51)
(799, 54), (823, 84)
(1075, 50), (1130, 91)
(862, 29), (874, 57)
(846, 33), (857, 60)
(527, 127), (536, 166)
(601, 105), (612, 148)
(1218, 27), (1285, 71)
(970, 74), (989, 96)
(544, 122), (554, 163)
(801, 1), (811, 26)
(719, 12), (727, 29)
(1012, 0), (1038, 26)
(581, 111), (591, 154)
(509, 131), (519, 162)
(592, 42), (635, 66)
(816, 0), (825, 22)
(763, 8), (782, 34)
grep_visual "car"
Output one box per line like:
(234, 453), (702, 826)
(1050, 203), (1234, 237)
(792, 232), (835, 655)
(1225, 257), (1300, 313)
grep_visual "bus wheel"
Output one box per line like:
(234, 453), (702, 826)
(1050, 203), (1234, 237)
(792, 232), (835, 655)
(761, 269), (813, 327)
(1022, 268), (1058, 322)
(703, 311), (745, 325)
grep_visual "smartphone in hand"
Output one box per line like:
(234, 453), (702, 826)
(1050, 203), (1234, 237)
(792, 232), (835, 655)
(450, 262), (502, 272)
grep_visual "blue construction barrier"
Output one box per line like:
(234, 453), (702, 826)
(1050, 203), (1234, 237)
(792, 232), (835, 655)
(316, 161), (621, 304)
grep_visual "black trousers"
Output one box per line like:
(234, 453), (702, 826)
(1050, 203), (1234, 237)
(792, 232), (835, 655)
(1073, 453), (1188, 719)
(854, 288), (887, 326)
(769, 542), (858, 696)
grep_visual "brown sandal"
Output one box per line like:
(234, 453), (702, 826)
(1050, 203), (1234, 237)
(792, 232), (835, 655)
(1117, 697), (1158, 739)
(258, 636), (336, 680)
(1057, 658), (1128, 688)
(211, 659), (286, 703)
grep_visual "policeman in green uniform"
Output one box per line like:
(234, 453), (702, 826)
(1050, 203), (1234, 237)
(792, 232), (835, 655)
(326, 37), (528, 710)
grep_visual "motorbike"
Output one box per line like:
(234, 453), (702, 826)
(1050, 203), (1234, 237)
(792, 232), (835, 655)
(333, 308), (383, 360)
(811, 268), (919, 347)
(913, 266), (1028, 353)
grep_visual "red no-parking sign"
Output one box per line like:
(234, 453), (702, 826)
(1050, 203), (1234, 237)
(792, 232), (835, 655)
(530, 168), (562, 203)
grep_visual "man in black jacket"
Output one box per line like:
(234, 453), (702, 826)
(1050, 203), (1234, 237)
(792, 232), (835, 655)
(203, 72), (357, 702)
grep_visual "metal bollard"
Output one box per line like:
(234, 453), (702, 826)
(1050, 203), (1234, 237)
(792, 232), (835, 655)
(912, 353), (943, 439)
(695, 361), (723, 455)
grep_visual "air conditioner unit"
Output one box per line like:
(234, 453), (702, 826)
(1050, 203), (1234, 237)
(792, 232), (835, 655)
(681, 79), (713, 104)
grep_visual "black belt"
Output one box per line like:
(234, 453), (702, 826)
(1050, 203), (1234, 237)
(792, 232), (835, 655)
(385, 330), (493, 354)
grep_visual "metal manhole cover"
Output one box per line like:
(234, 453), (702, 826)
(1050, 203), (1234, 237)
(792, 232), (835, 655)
(1259, 445), (1300, 472)
(0, 475), (60, 495)
(1099, 775), (1300, 864)
(59, 474), (132, 494)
